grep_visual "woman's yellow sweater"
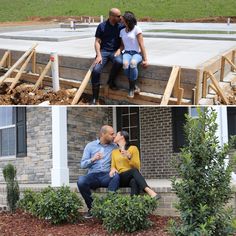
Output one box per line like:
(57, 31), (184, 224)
(111, 145), (140, 173)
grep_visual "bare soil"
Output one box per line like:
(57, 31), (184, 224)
(0, 16), (235, 27)
(0, 210), (173, 236)
(0, 83), (107, 105)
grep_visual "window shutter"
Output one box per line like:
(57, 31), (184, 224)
(172, 107), (188, 152)
(16, 107), (27, 157)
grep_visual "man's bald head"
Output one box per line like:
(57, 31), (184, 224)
(99, 125), (115, 144)
(109, 8), (121, 17)
(108, 8), (121, 24)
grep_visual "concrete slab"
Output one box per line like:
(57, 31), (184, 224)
(0, 22), (235, 68)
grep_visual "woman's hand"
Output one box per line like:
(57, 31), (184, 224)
(142, 60), (148, 68)
(109, 168), (118, 177)
(121, 150), (132, 160)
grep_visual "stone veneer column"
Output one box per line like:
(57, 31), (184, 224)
(51, 107), (69, 186)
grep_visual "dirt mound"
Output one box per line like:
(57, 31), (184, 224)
(0, 83), (101, 105)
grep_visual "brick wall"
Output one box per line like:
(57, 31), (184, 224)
(67, 107), (110, 182)
(0, 107), (52, 184)
(139, 107), (178, 179)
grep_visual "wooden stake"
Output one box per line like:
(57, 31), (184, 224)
(71, 63), (95, 105)
(0, 44), (38, 86)
(32, 50), (36, 74)
(160, 66), (180, 105)
(202, 71), (207, 98)
(8, 50), (35, 93)
(220, 56), (225, 81)
(0, 51), (10, 68)
(33, 60), (52, 92)
(206, 71), (229, 104)
(223, 56), (236, 71)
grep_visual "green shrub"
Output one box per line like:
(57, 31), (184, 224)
(91, 192), (158, 233)
(18, 186), (83, 224)
(169, 108), (236, 236)
(3, 163), (19, 213)
(17, 189), (39, 214)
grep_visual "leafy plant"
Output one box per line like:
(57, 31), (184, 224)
(91, 192), (158, 233)
(169, 108), (236, 236)
(3, 163), (20, 213)
(18, 186), (83, 224)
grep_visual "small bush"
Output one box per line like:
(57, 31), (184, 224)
(3, 164), (19, 213)
(18, 186), (83, 224)
(17, 189), (39, 214)
(91, 192), (158, 233)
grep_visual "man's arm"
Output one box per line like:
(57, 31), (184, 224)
(81, 143), (103, 169)
(94, 37), (102, 64)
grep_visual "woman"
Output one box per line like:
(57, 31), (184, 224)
(119, 11), (148, 98)
(110, 131), (161, 199)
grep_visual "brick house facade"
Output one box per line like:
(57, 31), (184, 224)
(0, 106), (235, 185)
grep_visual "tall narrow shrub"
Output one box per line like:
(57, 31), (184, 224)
(3, 163), (20, 213)
(169, 108), (236, 235)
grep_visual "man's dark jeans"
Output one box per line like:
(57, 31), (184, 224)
(91, 50), (123, 86)
(77, 172), (120, 210)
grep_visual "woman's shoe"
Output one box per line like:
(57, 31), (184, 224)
(134, 85), (140, 94)
(127, 89), (134, 98)
(153, 194), (161, 200)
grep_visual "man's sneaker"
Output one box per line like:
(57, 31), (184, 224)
(127, 89), (134, 98)
(84, 210), (93, 219)
(134, 85), (140, 94)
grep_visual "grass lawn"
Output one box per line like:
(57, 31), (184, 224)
(0, 0), (235, 22)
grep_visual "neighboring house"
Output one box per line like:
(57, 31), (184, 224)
(0, 106), (235, 215)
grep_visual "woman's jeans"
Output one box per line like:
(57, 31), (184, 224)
(123, 51), (142, 81)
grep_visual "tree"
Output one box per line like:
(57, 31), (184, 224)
(169, 107), (236, 236)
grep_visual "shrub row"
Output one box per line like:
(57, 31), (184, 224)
(91, 192), (158, 233)
(18, 186), (83, 224)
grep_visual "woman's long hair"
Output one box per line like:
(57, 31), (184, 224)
(122, 11), (137, 32)
(119, 130), (131, 150)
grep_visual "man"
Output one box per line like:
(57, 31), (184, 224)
(77, 125), (119, 218)
(91, 8), (124, 105)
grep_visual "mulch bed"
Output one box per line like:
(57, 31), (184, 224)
(0, 210), (174, 236)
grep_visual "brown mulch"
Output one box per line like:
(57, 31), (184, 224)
(0, 210), (174, 236)
(0, 83), (106, 105)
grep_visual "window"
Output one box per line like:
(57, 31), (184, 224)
(116, 107), (140, 148)
(0, 107), (26, 157)
(0, 107), (15, 157)
(227, 107), (236, 146)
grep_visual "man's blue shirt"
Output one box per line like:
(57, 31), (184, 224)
(81, 139), (117, 174)
(95, 20), (124, 52)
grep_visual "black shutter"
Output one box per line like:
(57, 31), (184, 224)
(227, 107), (236, 137)
(172, 107), (188, 152)
(16, 107), (27, 157)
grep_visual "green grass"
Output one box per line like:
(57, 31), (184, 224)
(0, 0), (235, 22)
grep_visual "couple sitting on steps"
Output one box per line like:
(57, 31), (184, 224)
(77, 125), (160, 219)
(90, 8), (148, 104)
